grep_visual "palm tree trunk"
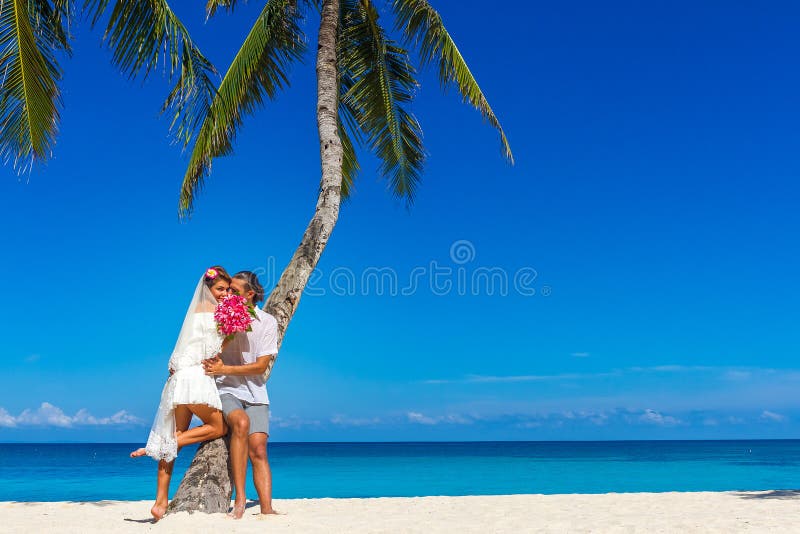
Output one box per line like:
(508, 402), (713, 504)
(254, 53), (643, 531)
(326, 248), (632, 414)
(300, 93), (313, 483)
(166, 437), (232, 514)
(263, 0), (343, 348)
(167, 0), (343, 514)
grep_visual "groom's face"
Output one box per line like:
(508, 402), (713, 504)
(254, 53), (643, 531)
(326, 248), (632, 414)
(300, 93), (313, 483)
(230, 278), (255, 304)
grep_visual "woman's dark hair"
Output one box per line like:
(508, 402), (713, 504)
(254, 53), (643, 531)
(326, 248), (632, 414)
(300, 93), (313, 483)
(204, 265), (232, 288)
(234, 271), (265, 304)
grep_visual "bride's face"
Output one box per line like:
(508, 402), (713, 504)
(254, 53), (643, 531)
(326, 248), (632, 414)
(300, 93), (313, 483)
(209, 280), (230, 301)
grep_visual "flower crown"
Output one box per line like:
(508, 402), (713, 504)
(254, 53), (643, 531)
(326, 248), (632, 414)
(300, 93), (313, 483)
(205, 267), (219, 280)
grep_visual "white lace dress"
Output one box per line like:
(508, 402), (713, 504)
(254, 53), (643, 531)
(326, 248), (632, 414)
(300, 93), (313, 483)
(143, 313), (223, 462)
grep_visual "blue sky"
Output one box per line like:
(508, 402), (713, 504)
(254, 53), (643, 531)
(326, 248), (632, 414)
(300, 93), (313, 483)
(2, 1), (800, 442)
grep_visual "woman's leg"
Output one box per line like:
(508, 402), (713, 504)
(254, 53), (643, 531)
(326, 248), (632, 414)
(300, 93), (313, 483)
(174, 405), (193, 448)
(150, 408), (190, 522)
(152, 459), (174, 521)
(175, 404), (227, 448)
(132, 406), (192, 459)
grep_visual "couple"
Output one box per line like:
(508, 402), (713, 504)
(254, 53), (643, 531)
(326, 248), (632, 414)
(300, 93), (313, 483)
(130, 266), (278, 521)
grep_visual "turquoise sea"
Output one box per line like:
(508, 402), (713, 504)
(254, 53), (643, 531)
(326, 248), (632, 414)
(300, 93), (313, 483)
(2, 441), (799, 501)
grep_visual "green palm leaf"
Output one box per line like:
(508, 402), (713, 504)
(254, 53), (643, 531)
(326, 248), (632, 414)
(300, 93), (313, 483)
(179, 0), (305, 216)
(336, 0), (362, 199)
(30, 0), (73, 52)
(84, 0), (218, 146)
(205, 0), (237, 17)
(339, 0), (424, 202)
(392, 0), (513, 163)
(338, 114), (358, 199)
(0, 0), (70, 171)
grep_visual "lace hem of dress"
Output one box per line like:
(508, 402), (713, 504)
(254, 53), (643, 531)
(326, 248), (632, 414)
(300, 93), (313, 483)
(145, 430), (177, 462)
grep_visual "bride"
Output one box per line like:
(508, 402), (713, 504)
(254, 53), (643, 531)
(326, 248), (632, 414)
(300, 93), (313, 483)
(130, 266), (231, 521)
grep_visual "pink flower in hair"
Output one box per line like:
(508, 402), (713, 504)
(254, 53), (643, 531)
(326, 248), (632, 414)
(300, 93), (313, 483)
(205, 268), (219, 280)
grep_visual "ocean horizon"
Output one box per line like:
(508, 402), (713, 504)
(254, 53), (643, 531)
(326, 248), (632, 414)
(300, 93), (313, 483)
(3, 439), (799, 502)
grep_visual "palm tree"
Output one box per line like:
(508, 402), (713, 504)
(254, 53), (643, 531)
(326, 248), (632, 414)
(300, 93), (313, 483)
(180, 0), (513, 362)
(1, 0), (512, 512)
(0, 0), (217, 171)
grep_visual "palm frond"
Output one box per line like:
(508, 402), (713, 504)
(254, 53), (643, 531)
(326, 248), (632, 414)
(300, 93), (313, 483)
(30, 0), (73, 52)
(84, 0), (218, 146)
(338, 115), (358, 199)
(0, 0), (68, 172)
(205, 0), (237, 17)
(336, 0), (361, 199)
(339, 0), (424, 203)
(392, 0), (513, 163)
(179, 0), (305, 216)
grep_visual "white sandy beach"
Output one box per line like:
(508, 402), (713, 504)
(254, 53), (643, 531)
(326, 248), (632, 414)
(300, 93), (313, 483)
(2, 491), (799, 533)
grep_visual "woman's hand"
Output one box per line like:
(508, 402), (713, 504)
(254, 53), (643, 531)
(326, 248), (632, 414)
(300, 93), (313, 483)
(202, 356), (225, 376)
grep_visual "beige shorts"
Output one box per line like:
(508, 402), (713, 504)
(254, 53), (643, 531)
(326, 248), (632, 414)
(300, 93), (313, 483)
(220, 393), (269, 435)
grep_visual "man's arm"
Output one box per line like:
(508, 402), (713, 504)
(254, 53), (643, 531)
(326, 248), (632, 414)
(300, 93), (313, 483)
(203, 354), (275, 376)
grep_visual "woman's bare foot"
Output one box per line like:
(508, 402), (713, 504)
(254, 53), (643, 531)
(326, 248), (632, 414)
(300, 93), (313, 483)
(228, 501), (246, 519)
(130, 448), (147, 458)
(151, 502), (168, 522)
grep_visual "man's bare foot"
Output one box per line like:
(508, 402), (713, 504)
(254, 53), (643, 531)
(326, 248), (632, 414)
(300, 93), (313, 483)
(151, 502), (167, 522)
(227, 501), (246, 519)
(130, 448), (147, 458)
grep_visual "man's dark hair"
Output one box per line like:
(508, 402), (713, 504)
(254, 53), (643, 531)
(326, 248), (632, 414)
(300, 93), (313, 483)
(233, 271), (265, 304)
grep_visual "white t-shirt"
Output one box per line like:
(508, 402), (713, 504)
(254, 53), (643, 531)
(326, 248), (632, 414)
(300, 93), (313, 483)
(215, 308), (278, 405)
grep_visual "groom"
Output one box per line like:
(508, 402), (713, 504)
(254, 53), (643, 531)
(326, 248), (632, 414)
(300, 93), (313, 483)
(202, 271), (278, 519)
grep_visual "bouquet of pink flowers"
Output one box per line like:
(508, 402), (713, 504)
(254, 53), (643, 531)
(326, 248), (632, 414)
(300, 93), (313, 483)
(214, 294), (257, 339)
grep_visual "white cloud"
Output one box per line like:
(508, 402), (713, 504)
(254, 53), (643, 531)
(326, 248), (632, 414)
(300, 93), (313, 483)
(551, 410), (609, 425)
(406, 412), (473, 426)
(516, 421), (542, 429)
(0, 408), (17, 428)
(423, 365), (800, 386)
(587, 412), (610, 426)
(407, 412), (438, 425)
(637, 409), (682, 427)
(73, 409), (143, 426)
(330, 414), (382, 427)
(760, 410), (786, 423)
(442, 414), (472, 424)
(426, 371), (621, 384)
(271, 415), (322, 430)
(0, 403), (144, 428)
(723, 370), (752, 381)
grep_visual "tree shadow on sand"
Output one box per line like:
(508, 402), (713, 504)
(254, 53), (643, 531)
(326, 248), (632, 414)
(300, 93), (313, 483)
(734, 490), (800, 500)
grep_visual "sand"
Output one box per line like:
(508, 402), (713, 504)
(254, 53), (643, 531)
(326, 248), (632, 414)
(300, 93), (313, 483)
(2, 491), (799, 533)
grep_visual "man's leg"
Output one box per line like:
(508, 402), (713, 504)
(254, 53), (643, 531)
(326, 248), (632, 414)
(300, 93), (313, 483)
(245, 403), (275, 515)
(226, 410), (250, 518)
(221, 394), (251, 520)
(247, 432), (275, 514)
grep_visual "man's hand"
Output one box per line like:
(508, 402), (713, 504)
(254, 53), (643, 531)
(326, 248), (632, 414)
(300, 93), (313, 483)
(202, 356), (225, 376)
